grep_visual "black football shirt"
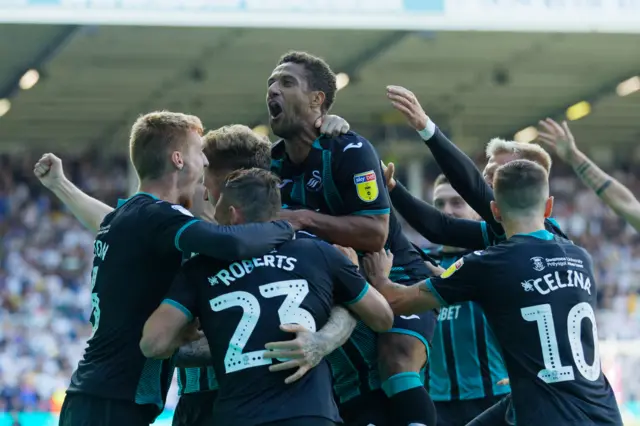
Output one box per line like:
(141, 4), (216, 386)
(67, 192), (292, 417)
(165, 235), (369, 426)
(426, 230), (622, 425)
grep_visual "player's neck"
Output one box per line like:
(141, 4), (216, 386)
(138, 178), (181, 205)
(503, 218), (546, 239)
(284, 124), (320, 165)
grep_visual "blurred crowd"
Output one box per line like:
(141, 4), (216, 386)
(0, 151), (639, 414)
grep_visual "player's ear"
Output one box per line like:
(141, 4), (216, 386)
(310, 91), (325, 110)
(490, 200), (502, 223)
(229, 205), (242, 225)
(171, 151), (184, 171)
(544, 196), (554, 218)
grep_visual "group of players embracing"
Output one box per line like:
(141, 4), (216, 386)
(34, 50), (633, 426)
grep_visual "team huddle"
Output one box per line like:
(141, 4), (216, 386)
(32, 51), (629, 426)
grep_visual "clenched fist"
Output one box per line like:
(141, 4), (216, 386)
(33, 153), (65, 189)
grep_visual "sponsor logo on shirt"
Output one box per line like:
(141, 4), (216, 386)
(530, 255), (583, 272)
(353, 170), (379, 202)
(530, 256), (545, 271)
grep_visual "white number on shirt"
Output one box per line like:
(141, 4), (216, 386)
(90, 266), (101, 337)
(210, 279), (316, 374)
(521, 302), (600, 383)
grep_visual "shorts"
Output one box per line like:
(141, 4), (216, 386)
(339, 389), (392, 426)
(383, 310), (436, 351)
(435, 395), (506, 426)
(259, 417), (338, 426)
(172, 390), (218, 426)
(59, 392), (157, 426)
(466, 394), (515, 426)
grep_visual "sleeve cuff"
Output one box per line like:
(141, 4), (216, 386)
(352, 208), (390, 216)
(174, 219), (200, 251)
(424, 278), (449, 307)
(162, 298), (194, 321)
(417, 119), (437, 141)
(344, 283), (370, 305)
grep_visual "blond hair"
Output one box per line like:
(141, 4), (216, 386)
(494, 159), (549, 219)
(203, 125), (272, 175)
(129, 111), (203, 180)
(433, 173), (449, 188)
(486, 138), (552, 174)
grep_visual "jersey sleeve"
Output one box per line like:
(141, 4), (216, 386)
(333, 134), (390, 216)
(163, 260), (201, 321)
(424, 251), (488, 306)
(146, 201), (293, 260)
(316, 241), (370, 305)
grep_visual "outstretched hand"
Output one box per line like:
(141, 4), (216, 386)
(537, 118), (578, 163)
(386, 85), (429, 131)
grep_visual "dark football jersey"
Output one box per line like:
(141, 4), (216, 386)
(271, 134), (435, 402)
(271, 133), (431, 284)
(424, 247), (509, 402)
(67, 192), (292, 418)
(165, 234), (369, 426)
(426, 230), (622, 425)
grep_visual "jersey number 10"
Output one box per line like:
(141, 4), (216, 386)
(522, 302), (600, 383)
(211, 279), (317, 374)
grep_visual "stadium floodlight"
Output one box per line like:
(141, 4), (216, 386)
(616, 76), (640, 97)
(0, 99), (10, 117)
(19, 69), (40, 90)
(336, 73), (350, 91)
(514, 126), (538, 143)
(566, 101), (591, 121)
(252, 124), (270, 137)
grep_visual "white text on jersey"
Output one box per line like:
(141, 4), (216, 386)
(94, 240), (109, 261)
(522, 270), (591, 296)
(208, 254), (297, 286)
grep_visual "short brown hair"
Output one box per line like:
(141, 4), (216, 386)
(493, 159), (549, 219)
(203, 125), (272, 175)
(129, 111), (203, 180)
(222, 168), (281, 223)
(278, 51), (337, 113)
(486, 138), (552, 174)
(433, 174), (449, 188)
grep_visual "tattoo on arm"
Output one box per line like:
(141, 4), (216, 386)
(318, 306), (357, 351)
(574, 160), (611, 195)
(175, 337), (213, 368)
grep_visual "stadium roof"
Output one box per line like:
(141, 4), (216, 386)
(0, 24), (639, 156)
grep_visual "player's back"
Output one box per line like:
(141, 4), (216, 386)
(474, 231), (621, 425)
(68, 194), (186, 413)
(181, 236), (360, 426)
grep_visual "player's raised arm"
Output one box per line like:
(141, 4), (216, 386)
(280, 134), (389, 252)
(34, 153), (114, 233)
(382, 161), (498, 249)
(330, 244), (394, 332)
(386, 85), (502, 235)
(538, 118), (640, 231)
(140, 265), (203, 359)
(148, 201), (294, 261)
